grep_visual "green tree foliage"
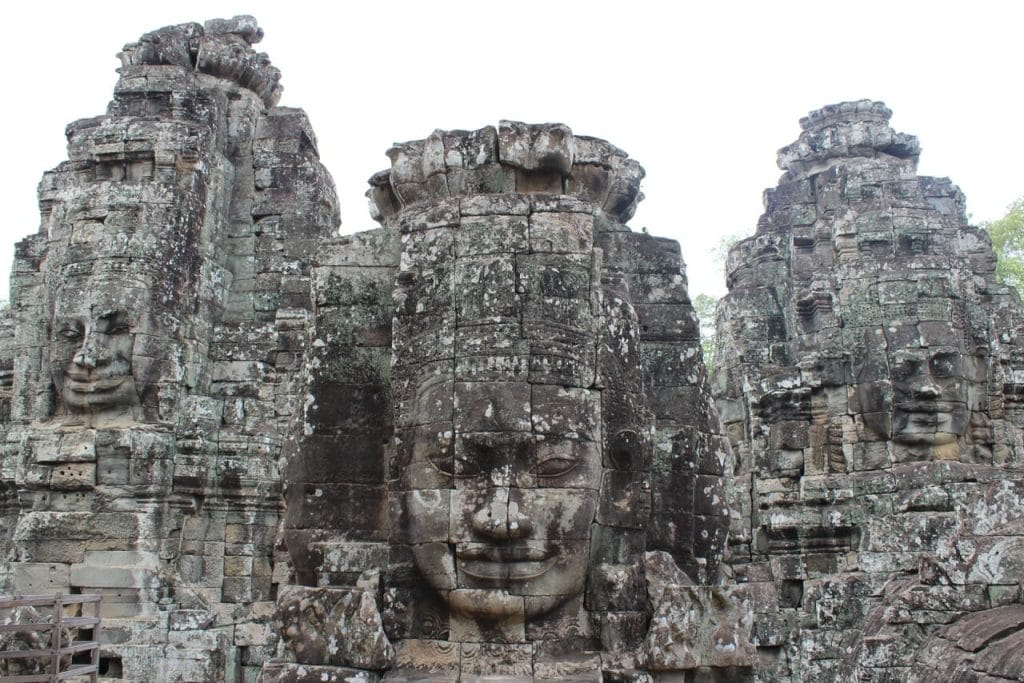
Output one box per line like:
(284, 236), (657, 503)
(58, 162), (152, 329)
(693, 293), (718, 371)
(693, 233), (744, 372)
(985, 197), (1024, 293)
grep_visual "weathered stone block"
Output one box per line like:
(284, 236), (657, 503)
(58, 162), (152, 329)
(277, 586), (393, 670)
(48, 462), (95, 490)
(12, 562), (70, 594)
(260, 662), (381, 682)
(529, 211), (594, 255)
(453, 381), (531, 432)
(646, 586), (756, 671)
(458, 641), (534, 678)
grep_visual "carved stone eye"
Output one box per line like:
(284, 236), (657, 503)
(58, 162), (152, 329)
(96, 310), (131, 335)
(453, 452), (483, 478)
(891, 359), (921, 382)
(428, 447), (484, 478)
(930, 353), (958, 378)
(534, 455), (579, 478)
(426, 452), (456, 477)
(56, 323), (83, 342)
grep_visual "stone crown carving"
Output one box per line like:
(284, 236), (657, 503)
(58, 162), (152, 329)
(777, 99), (921, 180)
(118, 15), (282, 107)
(367, 121), (645, 224)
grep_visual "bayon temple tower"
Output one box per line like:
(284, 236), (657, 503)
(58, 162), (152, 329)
(0, 17), (1020, 683)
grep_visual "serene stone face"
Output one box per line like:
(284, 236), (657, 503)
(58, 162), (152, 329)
(48, 285), (146, 423)
(889, 346), (967, 447)
(403, 380), (601, 623)
(389, 194), (616, 630)
(853, 333), (971, 460)
(367, 125), (728, 664)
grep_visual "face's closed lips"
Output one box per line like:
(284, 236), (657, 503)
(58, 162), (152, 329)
(64, 373), (129, 392)
(457, 544), (555, 581)
(895, 400), (957, 414)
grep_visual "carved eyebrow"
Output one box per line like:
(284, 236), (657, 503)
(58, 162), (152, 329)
(96, 309), (123, 321)
(95, 310), (131, 329)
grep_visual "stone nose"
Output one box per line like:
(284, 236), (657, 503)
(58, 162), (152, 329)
(471, 487), (532, 541)
(913, 378), (941, 399)
(72, 330), (109, 369)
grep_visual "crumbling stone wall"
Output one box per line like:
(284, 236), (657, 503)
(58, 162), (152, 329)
(0, 17), (336, 682)
(272, 121), (746, 681)
(1, 18), (751, 683)
(9, 17), (1022, 683)
(714, 101), (1024, 681)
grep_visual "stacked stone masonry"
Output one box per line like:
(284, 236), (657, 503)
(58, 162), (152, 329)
(0, 18), (1018, 683)
(714, 100), (1024, 681)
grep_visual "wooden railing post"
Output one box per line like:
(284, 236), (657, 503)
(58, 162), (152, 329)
(0, 592), (103, 682)
(89, 594), (99, 683)
(50, 593), (63, 682)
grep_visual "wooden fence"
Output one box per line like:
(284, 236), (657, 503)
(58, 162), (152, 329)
(0, 593), (101, 682)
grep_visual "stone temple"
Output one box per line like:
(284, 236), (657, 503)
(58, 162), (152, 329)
(0, 17), (1019, 683)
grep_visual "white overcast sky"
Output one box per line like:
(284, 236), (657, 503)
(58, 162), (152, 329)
(2, 1), (1020, 300)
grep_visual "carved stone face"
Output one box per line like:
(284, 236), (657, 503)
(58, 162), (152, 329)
(387, 197), (663, 638)
(855, 344), (968, 455)
(889, 347), (967, 446)
(402, 381), (601, 624)
(49, 288), (141, 421)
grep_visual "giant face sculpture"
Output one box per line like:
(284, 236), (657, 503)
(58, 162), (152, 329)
(853, 324), (971, 461)
(889, 346), (968, 447)
(388, 194), (659, 640)
(49, 285), (142, 423)
(402, 378), (603, 623)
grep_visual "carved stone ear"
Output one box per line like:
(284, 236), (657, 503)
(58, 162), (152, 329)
(608, 429), (642, 471)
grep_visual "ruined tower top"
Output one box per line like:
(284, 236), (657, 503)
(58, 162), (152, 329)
(117, 15), (283, 107)
(777, 99), (920, 180)
(715, 99), (1024, 680)
(366, 121), (646, 225)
